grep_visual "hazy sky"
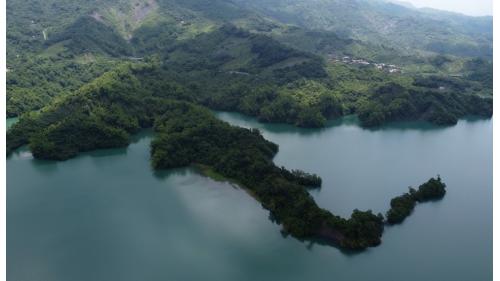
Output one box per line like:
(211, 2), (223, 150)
(395, 0), (492, 16)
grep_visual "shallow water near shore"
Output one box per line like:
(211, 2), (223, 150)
(7, 114), (492, 281)
(6, 117), (18, 129)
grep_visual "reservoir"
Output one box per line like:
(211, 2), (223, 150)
(7, 114), (492, 281)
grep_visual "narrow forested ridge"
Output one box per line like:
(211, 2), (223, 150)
(386, 177), (446, 224)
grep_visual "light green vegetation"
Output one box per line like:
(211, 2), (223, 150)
(6, 54), (120, 117)
(7, 0), (492, 121)
(231, 0), (492, 58)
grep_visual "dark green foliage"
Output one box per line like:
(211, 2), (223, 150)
(166, 24), (321, 76)
(7, 64), (188, 157)
(7, 47), (340, 156)
(413, 76), (469, 91)
(6, 113), (42, 154)
(250, 34), (303, 67)
(334, 210), (385, 249)
(386, 177), (447, 225)
(423, 105), (458, 126)
(464, 95), (493, 117)
(29, 115), (130, 160)
(47, 16), (132, 57)
(272, 59), (328, 83)
(6, 0), (111, 59)
(357, 104), (387, 127)
(155, 25), (341, 128)
(386, 193), (416, 224)
(271, 28), (355, 56)
(428, 55), (453, 67)
(465, 58), (493, 89)
(7, 55), (118, 117)
(150, 104), (384, 249)
(411, 176), (447, 202)
(8, 64), (142, 156)
(131, 21), (182, 55)
(356, 82), (492, 127)
(280, 169), (322, 188)
(296, 107), (327, 128)
(253, 92), (338, 128)
(357, 83), (415, 127)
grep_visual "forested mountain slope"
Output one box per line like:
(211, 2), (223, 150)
(6, 0), (493, 123)
(231, 0), (492, 58)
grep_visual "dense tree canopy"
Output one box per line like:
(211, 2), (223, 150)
(356, 82), (492, 127)
(150, 104), (385, 249)
(386, 177), (447, 224)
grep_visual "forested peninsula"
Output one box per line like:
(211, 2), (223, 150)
(7, 64), (448, 250)
(4, 5), (463, 250)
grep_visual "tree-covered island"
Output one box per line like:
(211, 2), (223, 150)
(386, 177), (447, 224)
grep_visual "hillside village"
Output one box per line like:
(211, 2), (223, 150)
(329, 54), (402, 74)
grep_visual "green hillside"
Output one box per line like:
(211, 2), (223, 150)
(6, 0), (493, 123)
(231, 0), (492, 58)
(46, 16), (132, 57)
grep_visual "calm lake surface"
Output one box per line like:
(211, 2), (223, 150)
(7, 114), (492, 281)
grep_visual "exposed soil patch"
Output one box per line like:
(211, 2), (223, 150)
(133, 0), (158, 23)
(90, 11), (104, 23)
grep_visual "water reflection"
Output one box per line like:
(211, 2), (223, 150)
(153, 167), (191, 180)
(6, 113), (492, 281)
(215, 111), (491, 134)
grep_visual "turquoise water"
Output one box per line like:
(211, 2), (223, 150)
(7, 114), (492, 281)
(6, 117), (18, 129)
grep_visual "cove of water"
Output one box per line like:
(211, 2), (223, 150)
(7, 114), (492, 281)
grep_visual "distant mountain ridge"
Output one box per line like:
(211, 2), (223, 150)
(7, 0), (492, 60)
(384, 0), (415, 9)
(230, 0), (492, 58)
